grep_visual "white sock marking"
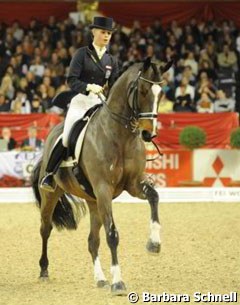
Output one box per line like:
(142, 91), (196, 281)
(150, 220), (161, 244)
(111, 265), (122, 284)
(94, 256), (106, 282)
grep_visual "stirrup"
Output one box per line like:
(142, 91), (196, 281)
(40, 173), (56, 192)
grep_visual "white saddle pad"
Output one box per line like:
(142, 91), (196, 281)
(60, 109), (98, 168)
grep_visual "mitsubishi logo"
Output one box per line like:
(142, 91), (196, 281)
(203, 156), (232, 187)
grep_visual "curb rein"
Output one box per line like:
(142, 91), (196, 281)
(101, 69), (164, 160)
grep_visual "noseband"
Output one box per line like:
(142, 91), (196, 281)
(102, 65), (163, 133)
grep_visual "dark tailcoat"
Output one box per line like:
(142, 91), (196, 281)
(21, 138), (43, 149)
(0, 137), (16, 150)
(67, 43), (119, 94)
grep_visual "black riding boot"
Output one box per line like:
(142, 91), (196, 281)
(40, 141), (67, 192)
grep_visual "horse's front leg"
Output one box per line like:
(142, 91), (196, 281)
(142, 181), (161, 254)
(95, 185), (127, 296)
(127, 179), (161, 254)
(87, 200), (109, 288)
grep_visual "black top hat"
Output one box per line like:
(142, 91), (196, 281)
(89, 16), (114, 31)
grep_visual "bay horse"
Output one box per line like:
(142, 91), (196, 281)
(31, 57), (172, 295)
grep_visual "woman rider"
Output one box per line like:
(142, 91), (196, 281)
(40, 16), (119, 191)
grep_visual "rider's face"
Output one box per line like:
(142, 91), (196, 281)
(92, 29), (112, 48)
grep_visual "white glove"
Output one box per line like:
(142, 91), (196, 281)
(86, 84), (103, 94)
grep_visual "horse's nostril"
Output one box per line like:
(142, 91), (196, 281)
(142, 130), (152, 142)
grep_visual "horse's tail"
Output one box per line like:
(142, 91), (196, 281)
(31, 157), (86, 230)
(31, 157), (42, 207)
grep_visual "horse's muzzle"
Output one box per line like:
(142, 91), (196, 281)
(142, 130), (154, 142)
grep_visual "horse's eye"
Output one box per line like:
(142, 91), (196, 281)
(139, 90), (148, 97)
(139, 86), (148, 97)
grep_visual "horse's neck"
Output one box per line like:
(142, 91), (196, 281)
(107, 77), (130, 116)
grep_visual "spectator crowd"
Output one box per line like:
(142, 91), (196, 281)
(0, 15), (239, 117)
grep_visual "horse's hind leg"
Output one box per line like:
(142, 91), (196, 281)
(142, 182), (161, 254)
(39, 187), (63, 278)
(87, 200), (109, 288)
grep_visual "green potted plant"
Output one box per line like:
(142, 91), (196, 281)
(179, 126), (206, 150)
(230, 127), (240, 149)
(227, 128), (240, 186)
(178, 126), (206, 186)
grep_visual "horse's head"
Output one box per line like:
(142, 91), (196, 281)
(127, 57), (173, 141)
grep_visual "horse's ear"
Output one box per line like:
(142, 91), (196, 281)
(160, 59), (174, 74)
(142, 57), (152, 72)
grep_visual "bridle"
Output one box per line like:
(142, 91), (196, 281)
(101, 64), (163, 160)
(128, 70), (164, 123)
(102, 65), (164, 133)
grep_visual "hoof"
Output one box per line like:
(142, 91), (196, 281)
(146, 240), (161, 254)
(111, 281), (127, 296)
(97, 280), (110, 288)
(39, 270), (49, 279)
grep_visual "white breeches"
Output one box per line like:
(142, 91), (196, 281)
(62, 92), (101, 147)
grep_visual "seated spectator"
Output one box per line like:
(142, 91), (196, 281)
(0, 91), (11, 112)
(0, 127), (16, 150)
(236, 31), (240, 56)
(31, 94), (45, 113)
(37, 82), (55, 110)
(183, 51), (198, 76)
(18, 77), (33, 101)
(205, 42), (217, 67)
(12, 21), (24, 43)
(5, 65), (19, 86)
(161, 73), (175, 100)
(174, 76), (196, 112)
(199, 50), (214, 70)
(170, 20), (182, 40)
(198, 59), (217, 82)
(217, 43), (238, 70)
(197, 92), (214, 113)
(195, 72), (216, 101)
(38, 40), (51, 62)
(29, 55), (45, 78)
(0, 74), (15, 100)
(21, 126), (43, 151)
(25, 71), (38, 92)
(47, 52), (65, 81)
(214, 90), (236, 112)
(158, 91), (173, 113)
(181, 34), (200, 55)
(11, 90), (31, 114)
(181, 65), (196, 86)
(125, 42), (142, 63)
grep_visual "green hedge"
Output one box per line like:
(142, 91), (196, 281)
(179, 126), (206, 150)
(230, 128), (240, 148)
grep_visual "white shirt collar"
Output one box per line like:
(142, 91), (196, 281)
(93, 43), (107, 59)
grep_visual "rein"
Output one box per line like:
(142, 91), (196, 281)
(99, 94), (133, 130)
(146, 136), (163, 161)
(99, 65), (163, 161)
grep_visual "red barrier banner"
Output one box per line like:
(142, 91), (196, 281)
(156, 112), (239, 149)
(0, 113), (62, 144)
(145, 149), (192, 187)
